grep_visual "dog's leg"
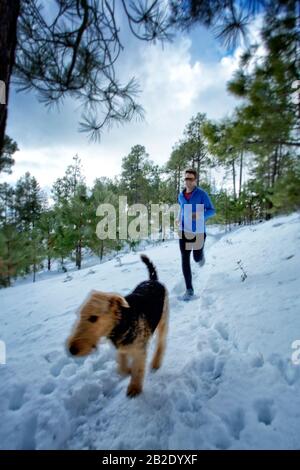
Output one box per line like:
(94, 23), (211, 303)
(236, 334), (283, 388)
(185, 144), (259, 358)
(117, 351), (131, 376)
(151, 291), (169, 370)
(127, 349), (146, 397)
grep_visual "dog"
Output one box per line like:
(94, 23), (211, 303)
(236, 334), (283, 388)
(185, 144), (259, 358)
(67, 254), (169, 397)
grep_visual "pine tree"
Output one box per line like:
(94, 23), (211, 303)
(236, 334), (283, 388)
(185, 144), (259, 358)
(38, 209), (57, 272)
(52, 156), (89, 269)
(14, 172), (44, 231)
(183, 113), (211, 186)
(89, 178), (125, 260)
(0, 224), (28, 287)
(14, 172), (47, 280)
(120, 145), (154, 206)
(0, 135), (18, 174)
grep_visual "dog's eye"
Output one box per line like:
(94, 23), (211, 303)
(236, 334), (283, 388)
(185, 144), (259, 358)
(88, 315), (98, 323)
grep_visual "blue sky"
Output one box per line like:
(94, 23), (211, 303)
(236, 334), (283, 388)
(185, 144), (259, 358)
(2, 1), (255, 191)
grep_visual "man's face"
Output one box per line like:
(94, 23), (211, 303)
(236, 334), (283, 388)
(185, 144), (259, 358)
(185, 172), (197, 191)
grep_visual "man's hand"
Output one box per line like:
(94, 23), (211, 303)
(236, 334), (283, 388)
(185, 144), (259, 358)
(192, 212), (199, 220)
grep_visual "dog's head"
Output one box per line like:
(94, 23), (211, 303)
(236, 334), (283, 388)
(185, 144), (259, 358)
(67, 290), (129, 357)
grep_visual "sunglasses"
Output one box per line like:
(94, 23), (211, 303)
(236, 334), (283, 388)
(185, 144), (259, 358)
(185, 177), (195, 181)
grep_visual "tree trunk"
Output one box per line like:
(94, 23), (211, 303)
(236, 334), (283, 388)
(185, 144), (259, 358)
(78, 239), (82, 269)
(0, 0), (20, 154)
(47, 234), (51, 270)
(33, 247), (36, 282)
(6, 239), (11, 287)
(265, 200), (273, 220)
(239, 152), (243, 198)
(265, 182), (273, 221)
(224, 190), (228, 231)
(277, 144), (283, 179)
(267, 155), (272, 188)
(173, 170), (175, 197)
(76, 241), (82, 269)
(232, 159), (237, 200)
(271, 147), (279, 186)
(177, 167), (181, 194)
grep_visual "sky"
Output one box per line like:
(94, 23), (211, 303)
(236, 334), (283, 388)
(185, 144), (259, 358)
(2, 1), (260, 193)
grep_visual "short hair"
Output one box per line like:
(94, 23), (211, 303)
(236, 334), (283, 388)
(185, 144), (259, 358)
(185, 168), (197, 179)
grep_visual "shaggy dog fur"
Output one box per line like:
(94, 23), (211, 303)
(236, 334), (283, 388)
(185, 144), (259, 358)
(67, 254), (169, 397)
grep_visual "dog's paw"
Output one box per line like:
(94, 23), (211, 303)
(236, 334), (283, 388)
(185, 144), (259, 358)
(126, 384), (142, 398)
(151, 359), (161, 371)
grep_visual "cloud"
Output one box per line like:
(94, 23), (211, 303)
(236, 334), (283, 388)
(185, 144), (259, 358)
(5, 19), (247, 189)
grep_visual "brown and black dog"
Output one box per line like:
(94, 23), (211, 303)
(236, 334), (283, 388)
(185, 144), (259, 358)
(67, 254), (169, 397)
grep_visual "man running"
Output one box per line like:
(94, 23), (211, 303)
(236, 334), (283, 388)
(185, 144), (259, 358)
(176, 168), (216, 301)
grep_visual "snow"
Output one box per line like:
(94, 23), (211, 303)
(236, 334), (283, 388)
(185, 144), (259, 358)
(0, 212), (300, 450)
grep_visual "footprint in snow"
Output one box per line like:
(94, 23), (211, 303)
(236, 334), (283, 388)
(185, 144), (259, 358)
(269, 354), (300, 386)
(9, 384), (26, 411)
(44, 350), (61, 364)
(40, 380), (56, 395)
(50, 357), (71, 377)
(214, 322), (229, 341)
(222, 408), (246, 440)
(254, 398), (275, 426)
(250, 352), (264, 368)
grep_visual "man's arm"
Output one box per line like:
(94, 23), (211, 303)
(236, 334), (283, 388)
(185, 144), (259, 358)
(203, 192), (216, 221)
(176, 204), (181, 225)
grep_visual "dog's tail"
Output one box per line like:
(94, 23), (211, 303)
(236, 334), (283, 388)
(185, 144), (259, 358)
(140, 254), (158, 281)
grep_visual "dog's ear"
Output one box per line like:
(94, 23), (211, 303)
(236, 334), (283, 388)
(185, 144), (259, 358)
(110, 294), (130, 309)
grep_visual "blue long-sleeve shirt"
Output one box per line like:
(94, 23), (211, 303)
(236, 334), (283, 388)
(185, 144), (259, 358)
(177, 186), (216, 234)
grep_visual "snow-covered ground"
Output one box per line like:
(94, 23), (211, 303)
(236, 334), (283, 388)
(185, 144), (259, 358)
(1, 212), (300, 450)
